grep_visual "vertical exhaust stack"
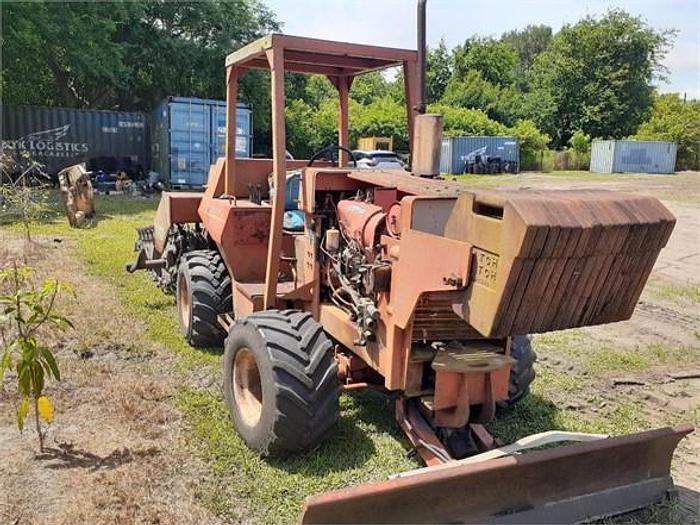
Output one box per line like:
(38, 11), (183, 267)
(412, 0), (444, 178)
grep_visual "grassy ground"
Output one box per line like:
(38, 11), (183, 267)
(4, 177), (698, 523)
(8, 196), (419, 523)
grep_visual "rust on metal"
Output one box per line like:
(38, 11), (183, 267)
(395, 397), (452, 467)
(152, 192), (202, 253)
(300, 425), (693, 524)
(439, 188), (676, 337)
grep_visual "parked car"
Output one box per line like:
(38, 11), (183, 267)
(351, 150), (406, 170)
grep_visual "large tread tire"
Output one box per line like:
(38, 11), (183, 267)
(176, 250), (232, 347)
(223, 309), (341, 457)
(499, 335), (537, 410)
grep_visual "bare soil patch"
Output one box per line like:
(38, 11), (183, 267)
(0, 232), (223, 525)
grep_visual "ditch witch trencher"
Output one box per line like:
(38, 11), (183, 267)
(128, 1), (693, 522)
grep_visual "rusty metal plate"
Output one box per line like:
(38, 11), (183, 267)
(443, 189), (676, 338)
(431, 341), (511, 373)
(299, 425), (693, 524)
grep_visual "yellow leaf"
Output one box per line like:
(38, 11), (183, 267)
(37, 396), (53, 423)
(17, 397), (30, 431)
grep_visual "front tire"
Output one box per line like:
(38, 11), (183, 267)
(176, 250), (232, 347)
(223, 310), (340, 456)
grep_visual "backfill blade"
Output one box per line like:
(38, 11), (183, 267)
(300, 425), (693, 524)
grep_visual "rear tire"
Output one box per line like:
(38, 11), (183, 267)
(223, 310), (340, 456)
(176, 250), (232, 347)
(499, 335), (537, 410)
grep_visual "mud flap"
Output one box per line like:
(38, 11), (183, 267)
(299, 424), (693, 524)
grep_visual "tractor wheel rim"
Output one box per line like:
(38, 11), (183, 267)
(178, 272), (190, 330)
(233, 347), (263, 427)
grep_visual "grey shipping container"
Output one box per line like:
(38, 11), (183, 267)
(150, 97), (252, 188)
(1, 104), (147, 176)
(590, 140), (677, 174)
(440, 136), (519, 175)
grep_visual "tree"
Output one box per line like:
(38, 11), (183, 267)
(633, 94), (700, 170)
(501, 25), (553, 78)
(1, 1), (278, 110)
(2, 2), (135, 108)
(285, 99), (321, 159)
(526, 10), (674, 146)
(453, 37), (519, 87)
(442, 71), (499, 113)
(350, 72), (390, 105)
(351, 97), (408, 150)
(428, 104), (507, 137)
(442, 71), (524, 126)
(426, 39), (452, 103)
(302, 75), (336, 108)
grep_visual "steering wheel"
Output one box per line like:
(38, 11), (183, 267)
(307, 145), (358, 167)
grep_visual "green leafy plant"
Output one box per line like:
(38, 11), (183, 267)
(0, 264), (73, 450)
(568, 129), (591, 154)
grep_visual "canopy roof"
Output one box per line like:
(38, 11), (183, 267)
(225, 34), (417, 77)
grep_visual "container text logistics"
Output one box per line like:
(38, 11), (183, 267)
(1, 97), (253, 187)
(1, 104), (147, 177)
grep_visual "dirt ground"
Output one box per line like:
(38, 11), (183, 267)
(1, 170), (698, 524)
(0, 237), (223, 525)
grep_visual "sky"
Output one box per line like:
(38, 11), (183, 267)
(265, 0), (700, 99)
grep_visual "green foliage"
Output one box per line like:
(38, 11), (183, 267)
(442, 71), (500, 113)
(285, 99), (320, 159)
(351, 97), (408, 150)
(501, 25), (553, 78)
(507, 119), (550, 163)
(426, 39), (452, 103)
(286, 95), (409, 157)
(350, 72), (390, 105)
(2, 1), (278, 110)
(633, 93), (700, 170)
(442, 71), (524, 126)
(453, 37), (519, 87)
(568, 129), (592, 153)
(429, 104), (506, 137)
(2, 0), (278, 152)
(0, 265), (72, 449)
(301, 75), (336, 108)
(526, 9), (674, 146)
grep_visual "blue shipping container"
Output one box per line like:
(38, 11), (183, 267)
(590, 140), (677, 174)
(150, 97), (252, 187)
(440, 136), (519, 175)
